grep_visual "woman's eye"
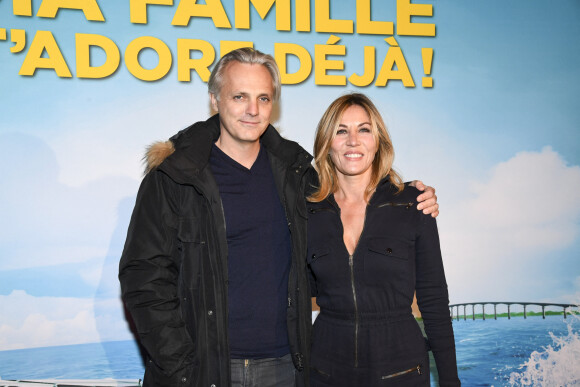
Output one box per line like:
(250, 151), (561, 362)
(360, 127), (371, 133)
(336, 129), (347, 135)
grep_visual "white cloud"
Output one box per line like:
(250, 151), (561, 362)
(0, 290), (132, 351)
(468, 147), (580, 232)
(440, 147), (580, 303)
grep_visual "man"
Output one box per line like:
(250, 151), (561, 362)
(119, 48), (439, 387)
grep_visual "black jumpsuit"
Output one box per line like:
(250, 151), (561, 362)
(307, 181), (460, 386)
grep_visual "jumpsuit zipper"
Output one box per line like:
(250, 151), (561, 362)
(381, 364), (423, 379)
(315, 197), (379, 369)
(376, 201), (414, 209)
(346, 206), (367, 368)
(348, 253), (359, 368)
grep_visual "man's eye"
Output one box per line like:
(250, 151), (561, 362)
(259, 97), (271, 102)
(233, 95), (243, 100)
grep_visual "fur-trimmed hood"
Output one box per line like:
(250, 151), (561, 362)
(141, 115), (221, 181)
(144, 140), (175, 175)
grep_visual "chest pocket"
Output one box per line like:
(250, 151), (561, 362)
(177, 218), (204, 290)
(306, 248), (331, 280)
(364, 237), (414, 288)
(307, 246), (351, 289)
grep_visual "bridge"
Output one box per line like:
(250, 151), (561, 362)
(449, 302), (577, 321)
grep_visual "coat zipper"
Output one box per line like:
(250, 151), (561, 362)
(381, 364), (423, 379)
(281, 162), (309, 371)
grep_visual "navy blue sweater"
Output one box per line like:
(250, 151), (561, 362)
(210, 143), (292, 359)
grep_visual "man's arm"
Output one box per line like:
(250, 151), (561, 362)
(408, 180), (439, 218)
(119, 171), (195, 376)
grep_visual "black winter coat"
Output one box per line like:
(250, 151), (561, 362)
(306, 180), (460, 386)
(119, 115), (314, 387)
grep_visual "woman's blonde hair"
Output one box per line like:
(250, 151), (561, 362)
(309, 93), (404, 202)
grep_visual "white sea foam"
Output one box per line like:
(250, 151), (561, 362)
(508, 314), (580, 386)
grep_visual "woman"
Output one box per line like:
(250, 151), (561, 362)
(307, 93), (460, 386)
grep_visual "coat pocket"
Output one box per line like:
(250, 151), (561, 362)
(143, 355), (198, 387)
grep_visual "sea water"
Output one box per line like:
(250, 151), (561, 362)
(0, 340), (145, 381)
(452, 314), (580, 386)
(0, 315), (578, 386)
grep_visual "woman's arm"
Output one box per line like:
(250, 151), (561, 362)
(415, 214), (460, 386)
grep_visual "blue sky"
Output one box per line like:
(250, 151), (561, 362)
(1, 1), (579, 350)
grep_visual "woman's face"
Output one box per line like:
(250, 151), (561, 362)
(329, 104), (378, 179)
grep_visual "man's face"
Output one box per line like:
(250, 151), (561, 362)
(210, 61), (274, 148)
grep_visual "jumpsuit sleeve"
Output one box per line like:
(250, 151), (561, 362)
(119, 170), (195, 376)
(415, 214), (461, 386)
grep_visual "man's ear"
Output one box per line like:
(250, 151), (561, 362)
(210, 93), (219, 112)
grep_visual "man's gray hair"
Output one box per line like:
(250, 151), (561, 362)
(208, 47), (281, 101)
